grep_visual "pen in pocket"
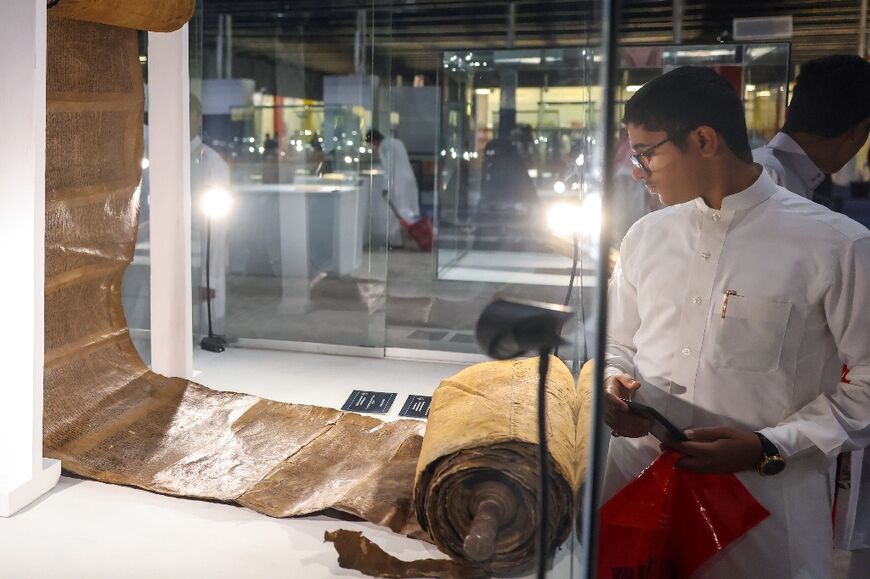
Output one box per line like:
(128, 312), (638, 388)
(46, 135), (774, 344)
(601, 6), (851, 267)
(721, 289), (741, 318)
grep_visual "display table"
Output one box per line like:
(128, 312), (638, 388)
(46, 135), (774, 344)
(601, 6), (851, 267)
(233, 182), (363, 313)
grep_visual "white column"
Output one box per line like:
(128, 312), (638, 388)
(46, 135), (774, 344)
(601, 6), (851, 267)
(278, 190), (312, 313)
(0, 0), (61, 517)
(148, 26), (194, 379)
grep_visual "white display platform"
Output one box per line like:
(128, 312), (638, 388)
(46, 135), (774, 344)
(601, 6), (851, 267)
(438, 249), (599, 287)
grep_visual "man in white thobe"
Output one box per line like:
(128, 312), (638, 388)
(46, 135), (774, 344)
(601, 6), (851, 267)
(752, 56), (870, 209)
(604, 66), (870, 578)
(366, 129), (420, 246)
(752, 56), (870, 578)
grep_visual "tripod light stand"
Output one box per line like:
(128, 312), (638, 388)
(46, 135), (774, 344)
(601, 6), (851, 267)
(200, 187), (232, 353)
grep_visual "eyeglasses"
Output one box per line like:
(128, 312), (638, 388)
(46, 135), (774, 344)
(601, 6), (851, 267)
(629, 137), (670, 175)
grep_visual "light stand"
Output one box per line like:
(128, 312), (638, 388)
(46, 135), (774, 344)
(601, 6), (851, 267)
(200, 187), (231, 353)
(475, 298), (574, 579)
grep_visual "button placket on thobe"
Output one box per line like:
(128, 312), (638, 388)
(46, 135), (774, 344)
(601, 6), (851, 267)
(667, 206), (734, 425)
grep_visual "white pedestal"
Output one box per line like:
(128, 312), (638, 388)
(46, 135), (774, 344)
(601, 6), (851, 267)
(235, 182), (364, 314)
(0, 460), (61, 517)
(0, 0), (58, 517)
(148, 26), (194, 379)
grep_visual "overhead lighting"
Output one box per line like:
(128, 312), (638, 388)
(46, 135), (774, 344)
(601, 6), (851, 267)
(757, 90), (772, 97)
(745, 84), (756, 92)
(625, 85), (643, 93)
(475, 88), (492, 95)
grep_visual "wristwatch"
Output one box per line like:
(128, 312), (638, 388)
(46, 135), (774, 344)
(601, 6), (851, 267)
(754, 432), (786, 476)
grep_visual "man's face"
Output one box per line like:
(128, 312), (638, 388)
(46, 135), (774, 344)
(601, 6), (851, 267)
(834, 118), (870, 173)
(626, 123), (700, 206)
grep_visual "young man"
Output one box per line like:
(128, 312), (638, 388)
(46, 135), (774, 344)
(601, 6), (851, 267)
(753, 55), (870, 205)
(603, 66), (870, 577)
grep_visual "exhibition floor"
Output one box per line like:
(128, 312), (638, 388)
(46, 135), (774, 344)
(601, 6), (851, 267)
(0, 348), (577, 578)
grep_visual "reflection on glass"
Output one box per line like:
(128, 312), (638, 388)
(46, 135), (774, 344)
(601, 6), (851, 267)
(437, 48), (600, 288)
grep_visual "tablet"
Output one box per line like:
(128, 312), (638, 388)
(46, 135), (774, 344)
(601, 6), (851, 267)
(621, 399), (689, 442)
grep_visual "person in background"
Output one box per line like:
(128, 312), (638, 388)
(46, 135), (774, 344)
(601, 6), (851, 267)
(752, 55), (870, 207)
(752, 55), (870, 579)
(605, 66), (870, 578)
(366, 129), (420, 246)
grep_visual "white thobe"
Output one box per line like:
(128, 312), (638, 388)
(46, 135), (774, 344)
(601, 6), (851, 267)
(756, 132), (870, 564)
(604, 169), (870, 578)
(370, 137), (420, 246)
(752, 132), (825, 199)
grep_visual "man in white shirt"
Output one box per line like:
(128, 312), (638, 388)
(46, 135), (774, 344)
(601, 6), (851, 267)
(604, 66), (870, 578)
(752, 54), (870, 579)
(752, 55), (870, 204)
(366, 129), (420, 246)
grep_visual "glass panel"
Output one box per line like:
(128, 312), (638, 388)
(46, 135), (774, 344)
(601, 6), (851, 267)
(187, 2), (609, 577)
(387, 44), (601, 360)
(194, 2), (389, 349)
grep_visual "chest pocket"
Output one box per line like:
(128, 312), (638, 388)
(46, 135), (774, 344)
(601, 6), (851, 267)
(710, 294), (792, 372)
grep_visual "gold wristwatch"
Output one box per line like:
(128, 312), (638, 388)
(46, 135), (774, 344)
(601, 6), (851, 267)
(754, 432), (786, 476)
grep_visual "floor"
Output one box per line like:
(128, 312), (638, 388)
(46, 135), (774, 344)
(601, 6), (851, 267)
(0, 348), (577, 579)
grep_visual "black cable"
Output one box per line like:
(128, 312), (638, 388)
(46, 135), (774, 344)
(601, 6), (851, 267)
(205, 218), (214, 338)
(563, 232), (579, 307)
(578, 234), (587, 363)
(554, 233), (579, 359)
(536, 348), (551, 579)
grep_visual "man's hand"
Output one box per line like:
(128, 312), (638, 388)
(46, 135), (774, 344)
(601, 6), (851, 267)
(604, 374), (653, 438)
(661, 427), (763, 474)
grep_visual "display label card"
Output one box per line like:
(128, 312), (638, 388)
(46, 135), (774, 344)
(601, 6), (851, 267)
(398, 395), (432, 419)
(341, 390), (397, 415)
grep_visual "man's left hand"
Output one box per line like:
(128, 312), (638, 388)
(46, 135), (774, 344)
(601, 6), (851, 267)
(661, 427), (763, 474)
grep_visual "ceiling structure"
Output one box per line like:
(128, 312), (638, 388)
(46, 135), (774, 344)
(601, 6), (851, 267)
(195, 0), (867, 90)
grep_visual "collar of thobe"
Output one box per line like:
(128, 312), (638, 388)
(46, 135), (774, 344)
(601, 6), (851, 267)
(692, 167), (777, 214)
(766, 131), (826, 192)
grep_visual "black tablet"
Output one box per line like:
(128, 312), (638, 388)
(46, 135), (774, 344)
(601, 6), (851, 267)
(621, 399), (689, 442)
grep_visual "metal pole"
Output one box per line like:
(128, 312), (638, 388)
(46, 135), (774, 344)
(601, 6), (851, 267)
(215, 13), (223, 79)
(859, 0), (868, 58)
(673, 0), (684, 44)
(507, 2), (516, 48)
(354, 9), (367, 76)
(205, 218), (214, 338)
(583, 0), (622, 576)
(225, 14), (233, 78)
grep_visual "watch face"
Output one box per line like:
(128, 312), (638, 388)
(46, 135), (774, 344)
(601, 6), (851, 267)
(761, 457), (786, 476)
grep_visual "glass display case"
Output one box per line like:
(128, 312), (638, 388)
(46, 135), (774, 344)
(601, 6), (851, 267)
(435, 42), (790, 286)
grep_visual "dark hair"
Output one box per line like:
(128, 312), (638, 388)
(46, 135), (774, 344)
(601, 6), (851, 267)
(783, 55), (870, 138)
(365, 129), (384, 144)
(623, 66), (752, 163)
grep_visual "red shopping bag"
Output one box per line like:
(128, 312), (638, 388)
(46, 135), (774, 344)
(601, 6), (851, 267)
(598, 451), (770, 579)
